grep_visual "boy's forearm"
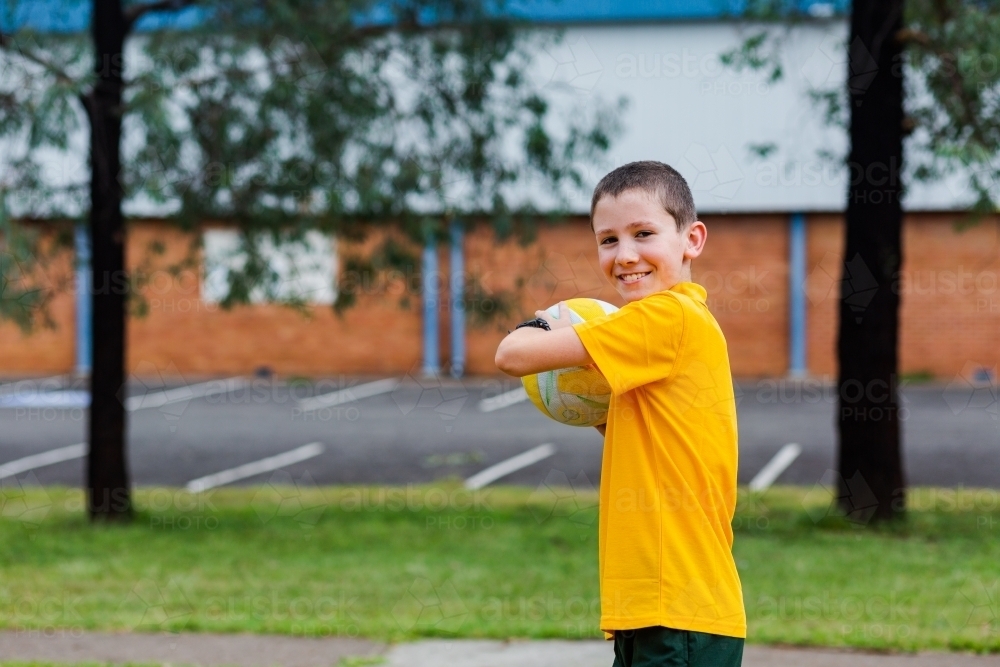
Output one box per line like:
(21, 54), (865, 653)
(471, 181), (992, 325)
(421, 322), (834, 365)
(494, 327), (548, 377)
(494, 326), (593, 377)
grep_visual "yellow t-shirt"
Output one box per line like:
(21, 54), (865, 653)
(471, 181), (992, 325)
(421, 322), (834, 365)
(572, 282), (746, 640)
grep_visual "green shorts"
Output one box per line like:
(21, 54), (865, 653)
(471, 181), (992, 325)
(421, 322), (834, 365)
(611, 626), (744, 667)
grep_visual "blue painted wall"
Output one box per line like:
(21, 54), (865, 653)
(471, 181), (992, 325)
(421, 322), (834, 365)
(2, 0), (847, 34)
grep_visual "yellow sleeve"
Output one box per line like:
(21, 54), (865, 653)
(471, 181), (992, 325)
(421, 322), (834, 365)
(572, 292), (685, 396)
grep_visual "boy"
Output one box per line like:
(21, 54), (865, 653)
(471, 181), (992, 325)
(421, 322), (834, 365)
(495, 161), (745, 666)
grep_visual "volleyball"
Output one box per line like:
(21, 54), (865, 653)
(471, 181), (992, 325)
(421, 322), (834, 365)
(522, 298), (619, 427)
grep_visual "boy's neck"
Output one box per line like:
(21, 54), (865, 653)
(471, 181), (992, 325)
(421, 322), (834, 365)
(678, 261), (692, 284)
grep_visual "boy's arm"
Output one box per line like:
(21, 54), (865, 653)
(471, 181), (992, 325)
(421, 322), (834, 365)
(494, 302), (594, 377)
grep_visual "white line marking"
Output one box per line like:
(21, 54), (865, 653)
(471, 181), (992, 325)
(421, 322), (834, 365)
(297, 378), (398, 413)
(0, 390), (89, 408)
(126, 377), (245, 412)
(748, 443), (803, 492)
(478, 387), (528, 412)
(464, 443), (557, 490)
(0, 443), (86, 481)
(0, 375), (69, 397)
(186, 442), (324, 493)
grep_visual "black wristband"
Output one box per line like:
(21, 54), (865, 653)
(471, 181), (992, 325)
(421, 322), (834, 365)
(508, 317), (551, 334)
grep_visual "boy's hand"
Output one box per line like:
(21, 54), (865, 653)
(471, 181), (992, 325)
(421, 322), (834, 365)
(535, 301), (574, 330)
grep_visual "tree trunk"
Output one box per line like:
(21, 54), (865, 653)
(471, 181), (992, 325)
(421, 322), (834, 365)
(85, 0), (131, 521)
(837, 0), (906, 523)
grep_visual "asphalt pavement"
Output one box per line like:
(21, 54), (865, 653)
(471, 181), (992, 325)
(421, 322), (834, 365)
(0, 374), (997, 491)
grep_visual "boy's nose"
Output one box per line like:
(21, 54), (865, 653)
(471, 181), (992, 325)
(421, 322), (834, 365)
(616, 244), (639, 264)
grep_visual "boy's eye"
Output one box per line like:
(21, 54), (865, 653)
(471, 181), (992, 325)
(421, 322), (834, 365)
(600, 237), (616, 245)
(636, 230), (651, 237)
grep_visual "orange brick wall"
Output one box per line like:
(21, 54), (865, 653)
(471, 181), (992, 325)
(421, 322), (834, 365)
(1, 214), (996, 379)
(804, 214), (844, 378)
(803, 213), (1000, 379)
(461, 218), (622, 376)
(0, 229), (76, 373)
(898, 215), (1000, 378)
(125, 223), (427, 378)
(693, 215), (789, 376)
(461, 214), (791, 377)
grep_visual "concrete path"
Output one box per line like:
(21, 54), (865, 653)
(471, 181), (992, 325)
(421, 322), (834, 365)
(3, 631), (1000, 667)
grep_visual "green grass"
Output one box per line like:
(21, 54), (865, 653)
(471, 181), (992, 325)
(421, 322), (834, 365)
(1, 484), (999, 653)
(899, 370), (936, 383)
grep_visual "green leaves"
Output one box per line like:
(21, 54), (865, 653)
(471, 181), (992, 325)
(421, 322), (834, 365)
(0, 0), (622, 314)
(905, 0), (1000, 214)
(0, 193), (57, 333)
(724, 0), (1000, 215)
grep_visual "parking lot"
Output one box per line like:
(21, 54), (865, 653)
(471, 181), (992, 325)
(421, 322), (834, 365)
(1, 374), (998, 492)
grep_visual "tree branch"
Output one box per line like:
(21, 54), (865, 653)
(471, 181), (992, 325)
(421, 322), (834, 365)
(0, 33), (77, 86)
(124, 0), (197, 30)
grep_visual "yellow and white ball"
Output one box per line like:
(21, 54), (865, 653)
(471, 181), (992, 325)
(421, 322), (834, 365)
(522, 298), (619, 427)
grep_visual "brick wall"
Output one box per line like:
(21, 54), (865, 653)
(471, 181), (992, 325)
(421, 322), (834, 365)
(125, 223), (427, 378)
(1, 214), (996, 379)
(898, 214), (1000, 378)
(461, 214), (791, 376)
(804, 214), (844, 378)
(0, 229), (76, 374)
(803, 213), (1000, 379)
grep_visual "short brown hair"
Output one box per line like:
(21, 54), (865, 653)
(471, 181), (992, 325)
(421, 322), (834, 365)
(590, 161), (697, 231)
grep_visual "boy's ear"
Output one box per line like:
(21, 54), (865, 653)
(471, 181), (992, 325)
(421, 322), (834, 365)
(683, 221), (707, 260)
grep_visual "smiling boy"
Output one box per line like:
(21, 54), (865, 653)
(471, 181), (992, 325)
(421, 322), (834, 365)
(495, 161), (745, 667)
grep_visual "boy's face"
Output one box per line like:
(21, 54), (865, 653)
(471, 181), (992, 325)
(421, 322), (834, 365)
(592, 188), (706, 303)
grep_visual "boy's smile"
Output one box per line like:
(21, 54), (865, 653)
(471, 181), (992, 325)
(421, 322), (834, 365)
(592, 189), (707, 303)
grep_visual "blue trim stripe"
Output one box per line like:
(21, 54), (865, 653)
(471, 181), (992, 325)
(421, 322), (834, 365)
(422, 232), (440, 377)
(788, 212), (807, 376)
(74, 223), (92, 375)
(449, 221), (465, 378)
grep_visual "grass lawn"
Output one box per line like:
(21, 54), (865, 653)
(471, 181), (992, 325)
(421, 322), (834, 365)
(1, 483), (999, 652)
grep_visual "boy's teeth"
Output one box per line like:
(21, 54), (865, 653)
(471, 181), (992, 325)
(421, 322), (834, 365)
(620, 272), (649, 283)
